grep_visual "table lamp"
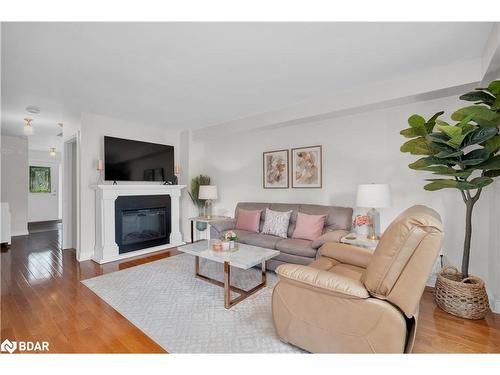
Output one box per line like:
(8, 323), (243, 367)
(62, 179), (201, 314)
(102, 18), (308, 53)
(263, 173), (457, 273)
(198, 185), (218, 219)
(356, 184), (391, 240)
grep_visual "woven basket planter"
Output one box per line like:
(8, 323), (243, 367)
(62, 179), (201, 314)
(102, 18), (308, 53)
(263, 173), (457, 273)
(434, 266), (490, 320)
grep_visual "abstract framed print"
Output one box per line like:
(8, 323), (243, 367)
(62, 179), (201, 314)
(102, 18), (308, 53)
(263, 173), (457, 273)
(263, 149), (289, 189)
(291, 145), (322, 188)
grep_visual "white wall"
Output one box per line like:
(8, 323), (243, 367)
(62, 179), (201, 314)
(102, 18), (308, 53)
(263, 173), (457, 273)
(1, 135), (29, 236)
(28, 149), (62, 222)
(78, 112), (181, 261)
(190, 94), (498, 301)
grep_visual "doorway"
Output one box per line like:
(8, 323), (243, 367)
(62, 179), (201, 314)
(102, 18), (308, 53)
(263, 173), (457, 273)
(62, 137), (79, 252)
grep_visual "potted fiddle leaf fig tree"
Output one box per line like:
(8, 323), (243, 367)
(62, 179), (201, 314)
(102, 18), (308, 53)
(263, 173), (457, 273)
(400, 80), (500, 319)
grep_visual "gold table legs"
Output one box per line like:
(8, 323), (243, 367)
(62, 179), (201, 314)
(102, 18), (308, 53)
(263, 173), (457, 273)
(194, 256), (267, 309)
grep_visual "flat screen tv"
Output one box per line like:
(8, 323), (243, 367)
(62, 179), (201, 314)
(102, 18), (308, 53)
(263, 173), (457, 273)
(104, 136), (175, 182)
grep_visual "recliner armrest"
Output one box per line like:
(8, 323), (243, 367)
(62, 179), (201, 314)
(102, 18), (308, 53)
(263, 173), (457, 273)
(319, 242), (373, 268)
(276, 264), (369, 299)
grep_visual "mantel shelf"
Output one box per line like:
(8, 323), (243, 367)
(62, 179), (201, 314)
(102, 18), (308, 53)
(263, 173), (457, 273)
(91, 184), (186, 190)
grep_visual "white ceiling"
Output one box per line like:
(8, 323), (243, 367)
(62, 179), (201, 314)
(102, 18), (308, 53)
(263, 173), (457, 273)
(1, 22), (494, 149)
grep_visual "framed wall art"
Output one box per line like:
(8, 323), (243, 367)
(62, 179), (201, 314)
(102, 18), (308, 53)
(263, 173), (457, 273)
(263, 149), (289, 189)
(291, 145), (322, 188)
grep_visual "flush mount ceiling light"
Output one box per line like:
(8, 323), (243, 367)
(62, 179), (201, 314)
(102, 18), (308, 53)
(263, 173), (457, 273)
(25, 105), (40, 114)
(49, 148), (56, 157)
(23, 118), (34, 136)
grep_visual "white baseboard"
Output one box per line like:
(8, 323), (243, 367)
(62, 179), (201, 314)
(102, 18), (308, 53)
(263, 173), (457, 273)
(491, 299), (500, 314)
(11, 230), (29, 237)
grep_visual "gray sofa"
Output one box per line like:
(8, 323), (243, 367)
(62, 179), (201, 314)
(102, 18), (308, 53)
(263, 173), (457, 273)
(210, 202), (353, 270)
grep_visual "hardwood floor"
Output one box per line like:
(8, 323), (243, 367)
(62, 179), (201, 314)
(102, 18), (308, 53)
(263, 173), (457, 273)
(1, 225), (499, 353)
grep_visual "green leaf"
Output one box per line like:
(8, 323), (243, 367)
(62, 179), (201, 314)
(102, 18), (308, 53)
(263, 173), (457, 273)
(427, 132), (450, 145)
(487, 80), (500, 95)
(461, 149), (491, 166)
(401, 137), (437, 155)
(459, 91), (495, 106)
(408, 114), (426, 128)
(407, 114), (427, 136)
(408, 157), (432, 170)
(400, 127), (421, 138)
(435, 149), (463, 158)
(451, 105), (500, 127)
(485, 169), (500, 177)
(484, 135), (500, 153)
(492, 96), (500, 111)
(468, 176), (494, 189)
(475, 154), (500, 170)
(425, 111), (444, 133)
(437, 124), (469, 149)
(421, 166), (471, 178)
(463, 127), (497, 147)
(437, 124), (461, 139)
(424, 179), (477, 191)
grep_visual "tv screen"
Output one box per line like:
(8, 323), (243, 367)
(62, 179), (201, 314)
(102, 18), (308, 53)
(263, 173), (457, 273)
(104, 136), (175, 182)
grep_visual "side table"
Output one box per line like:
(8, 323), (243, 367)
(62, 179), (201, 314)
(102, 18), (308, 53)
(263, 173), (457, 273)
(340, 233), (379, 251)
(188, 215), (231, 244)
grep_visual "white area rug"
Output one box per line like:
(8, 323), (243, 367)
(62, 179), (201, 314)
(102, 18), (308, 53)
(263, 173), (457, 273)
(82, 253), (302, 353)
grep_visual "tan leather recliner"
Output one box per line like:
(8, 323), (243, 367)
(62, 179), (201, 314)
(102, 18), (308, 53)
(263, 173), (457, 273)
(272, 205), (444, 353)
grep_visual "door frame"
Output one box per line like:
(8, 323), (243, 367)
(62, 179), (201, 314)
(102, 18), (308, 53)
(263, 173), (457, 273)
(62, 134), (81, 256)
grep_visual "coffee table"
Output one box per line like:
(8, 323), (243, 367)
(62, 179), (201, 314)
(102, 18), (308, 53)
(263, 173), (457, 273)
(178, 240), (280, 309)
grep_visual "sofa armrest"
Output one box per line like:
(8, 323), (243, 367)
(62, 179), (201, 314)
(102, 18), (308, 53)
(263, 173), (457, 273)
(276, 264), (369, 299)
(319, 242), (373, 268)
(311, 229), (349, 249)
(210, 219), (236, 237)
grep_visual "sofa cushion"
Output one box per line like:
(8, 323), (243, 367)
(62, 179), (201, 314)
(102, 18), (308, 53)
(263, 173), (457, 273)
(276, 238), (316, 258)
(235, 209), (261, 233)
(261, 208), (292, 238)
(292, 212), (326, 241)
(269, 203), (300, 237)
(235, 203), (270, 232)
(236, 232), (282, 249)
(299, 204), (353, 232)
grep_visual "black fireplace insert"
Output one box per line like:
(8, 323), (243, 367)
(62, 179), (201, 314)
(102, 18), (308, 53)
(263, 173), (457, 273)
(115, 195), (171, 254)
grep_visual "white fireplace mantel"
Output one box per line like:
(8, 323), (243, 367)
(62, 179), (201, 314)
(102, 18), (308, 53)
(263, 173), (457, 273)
(92, 184), (186, 264)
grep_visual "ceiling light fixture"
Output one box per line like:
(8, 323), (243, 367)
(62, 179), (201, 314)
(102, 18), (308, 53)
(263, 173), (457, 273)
(49, 148), (56, 157)
(25, 105), (40, 114)
(23, 118), (34, 136)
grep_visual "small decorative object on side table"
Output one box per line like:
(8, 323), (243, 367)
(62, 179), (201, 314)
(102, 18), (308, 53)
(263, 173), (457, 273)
(340, 233), (379, 251)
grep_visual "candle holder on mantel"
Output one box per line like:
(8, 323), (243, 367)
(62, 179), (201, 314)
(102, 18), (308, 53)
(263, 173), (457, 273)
(96, 159), (104, 184)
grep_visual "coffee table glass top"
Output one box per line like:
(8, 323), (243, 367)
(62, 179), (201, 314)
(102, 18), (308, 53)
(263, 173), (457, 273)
(178, 240), (280, 270)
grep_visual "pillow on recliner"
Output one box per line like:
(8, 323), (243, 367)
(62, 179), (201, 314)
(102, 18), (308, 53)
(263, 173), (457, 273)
(261, 208), (292, 238)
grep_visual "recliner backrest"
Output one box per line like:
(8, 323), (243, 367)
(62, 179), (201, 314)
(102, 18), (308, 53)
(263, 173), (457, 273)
(361, 205), (444, 317)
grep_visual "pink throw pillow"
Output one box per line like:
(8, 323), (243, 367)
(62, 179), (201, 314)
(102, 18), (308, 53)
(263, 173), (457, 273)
(292, 212), (327, 241)
(235, 209), (262, 233)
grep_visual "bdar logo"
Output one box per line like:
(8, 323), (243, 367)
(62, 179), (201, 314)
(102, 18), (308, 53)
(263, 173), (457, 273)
(1, 339), (17, 353)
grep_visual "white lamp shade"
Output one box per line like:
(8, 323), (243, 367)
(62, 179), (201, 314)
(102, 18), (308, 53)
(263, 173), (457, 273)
(356, 184), (391, 208)
(198, 185), (218, 200)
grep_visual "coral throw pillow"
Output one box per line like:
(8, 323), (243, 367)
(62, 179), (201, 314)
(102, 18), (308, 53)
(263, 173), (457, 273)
(292, 212), (327, 241)
(235, 209), (262, 233)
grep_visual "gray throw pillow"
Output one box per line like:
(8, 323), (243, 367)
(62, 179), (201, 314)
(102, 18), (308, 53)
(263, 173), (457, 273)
(261, 208), (292, 238)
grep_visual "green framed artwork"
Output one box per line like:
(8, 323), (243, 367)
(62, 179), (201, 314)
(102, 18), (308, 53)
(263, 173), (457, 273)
(30, 166), (51, 193)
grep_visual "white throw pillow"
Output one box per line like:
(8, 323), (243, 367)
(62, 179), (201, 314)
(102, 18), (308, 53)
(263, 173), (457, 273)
(261, 208), (292, 238)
